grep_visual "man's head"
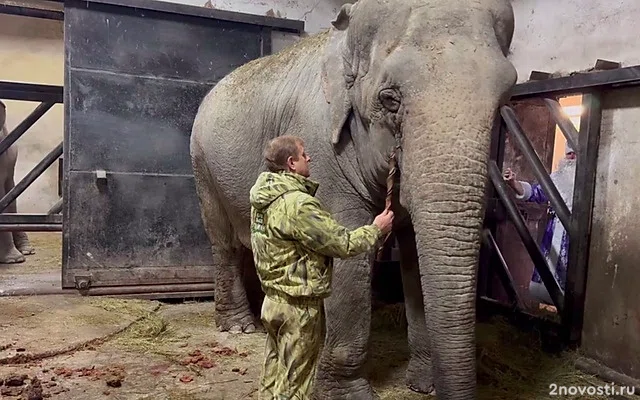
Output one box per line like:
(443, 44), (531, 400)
(565, 141), (576, 160)
(263, 135), (311, 177)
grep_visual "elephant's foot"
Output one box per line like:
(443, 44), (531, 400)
(16, 241), (35, 256)
(406, 358), (435, 394)
(215, 308), (259, 334)
(313, 376), (378, 400)
(13, 232), (35, 255)
(0, 247), (26, 264)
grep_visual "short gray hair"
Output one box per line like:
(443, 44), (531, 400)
(263, 135), (303, 173)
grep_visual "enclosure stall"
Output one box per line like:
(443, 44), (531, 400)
(0, 0), (302, 298)
(1, 0), (640, 394)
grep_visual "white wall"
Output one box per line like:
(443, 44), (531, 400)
(509, 0), (639, 82)
(158, 0), (348, 52)
(164, 0), (347, 34)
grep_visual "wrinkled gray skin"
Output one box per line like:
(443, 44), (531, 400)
(190, 0), (517, 398)
(0, 101), (35, 264)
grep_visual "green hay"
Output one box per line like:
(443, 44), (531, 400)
(368, 304), (639, 400)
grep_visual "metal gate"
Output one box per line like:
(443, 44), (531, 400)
(61, 0), (302, 294)
(478, 64), (640, 346)
(0, 0), (302, 296)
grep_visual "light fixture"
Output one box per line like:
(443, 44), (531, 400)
(561, 105), (583, 117)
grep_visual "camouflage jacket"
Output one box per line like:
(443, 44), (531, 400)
(249, 171), (383, 300)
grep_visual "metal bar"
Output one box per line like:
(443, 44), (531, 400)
(543, 98), (580, 153)
(0, 4), (64, 20)
(478, 118), (507, 300)
(500, 106), (574, 236)
(561, 93), (602, 347)
(0, 81), (63, 103)
(48, 198), (63, 215)
(488, 160), (565, 312)
(0, 214), (62, 224)
(477, 297), (562, 341)
(0, 102), (55, 157)
(59, 0), (304, 33)
(83, 283), (216, 295)
(510, 65), (640, 99)
(482, 229), (523, 308)
(0, 142), (63, 212)
(0, 224), (61, 232)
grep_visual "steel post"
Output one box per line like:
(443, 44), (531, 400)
(500, 106), (574, 237)
(488, 160), (565, 311)
(561, 93), (602, 346)
(0, 142), (63, 212)
(543, 98), (580, 153)
(0, 102), (55, 157)
(482, 228), (523, 308)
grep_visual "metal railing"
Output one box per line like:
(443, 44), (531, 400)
(481, 85), (605, 346)
(0, 81), (64, 232)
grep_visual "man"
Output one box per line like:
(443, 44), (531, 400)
(249, 135), (394, 399)
(503, 141), (576, 305)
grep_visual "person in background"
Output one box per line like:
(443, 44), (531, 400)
(249, 135), (394, 399)
(503, 141), (576, 305)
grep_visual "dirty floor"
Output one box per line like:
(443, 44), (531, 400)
(0, 233), (62, 295)
(1, 295), (637, 400)
(1, 233), (637, 399)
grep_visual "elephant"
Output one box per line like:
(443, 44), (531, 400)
(189, 0), (518, 398)
(0, 100), (35, 264)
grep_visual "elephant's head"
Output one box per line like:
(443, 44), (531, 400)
(322, 0), (518, 397)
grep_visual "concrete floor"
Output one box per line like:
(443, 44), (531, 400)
(0, 232), (63, 296)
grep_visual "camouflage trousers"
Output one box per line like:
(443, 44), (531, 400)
(259, 292), (324, 400)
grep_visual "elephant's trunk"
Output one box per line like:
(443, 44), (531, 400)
(400, 95), (504, 398)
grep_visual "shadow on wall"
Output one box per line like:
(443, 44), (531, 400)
(0, 14), (64, 213)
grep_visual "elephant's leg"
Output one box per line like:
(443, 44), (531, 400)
(192, 151), (255, 334)
(314, 211), (376, 400)
(5, 177), (34, 256)
(210, 245), (257, 333)
(0, 182), (24, 264)
(397, 225), (435, 395)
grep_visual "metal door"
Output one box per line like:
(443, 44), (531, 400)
(62, 0), (302, 292)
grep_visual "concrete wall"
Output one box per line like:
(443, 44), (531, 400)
(581, 88), (640, 380)
(158, 0), (349, 52)
(509, 0), (639, 82)
(509, 0), (640, 381)
(0, 14), (64, 213)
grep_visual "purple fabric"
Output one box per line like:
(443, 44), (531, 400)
(522, 183), (568, 289)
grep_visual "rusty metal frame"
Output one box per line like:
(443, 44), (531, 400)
(479, 65), (640, 347)
(0, 82), (64, 232)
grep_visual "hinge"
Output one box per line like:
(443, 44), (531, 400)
(74, 275), (92, 290)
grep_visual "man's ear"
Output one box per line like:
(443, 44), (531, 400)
(322, 6), (354, 145)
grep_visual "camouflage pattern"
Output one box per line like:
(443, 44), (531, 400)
(249, 171), (383, 300)
(259, 294), (323, 400)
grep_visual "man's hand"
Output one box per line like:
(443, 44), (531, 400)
(503, 168), (524, 196)
(373, 209), (394, 234)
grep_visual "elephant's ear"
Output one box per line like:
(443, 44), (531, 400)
(331, 4), (352, 31)
(322, 4), (354, 145)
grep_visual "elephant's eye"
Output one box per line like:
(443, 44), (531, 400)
(379, 89), (401, 113)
